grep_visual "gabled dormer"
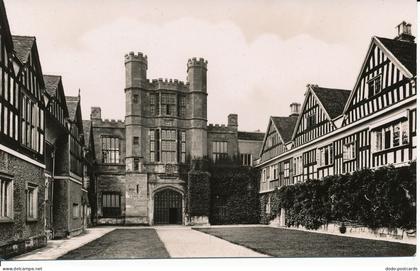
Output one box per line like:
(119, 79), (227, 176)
(11, 36), (46, 159)
(260, 106), (299, 162)
(12, 36), (45, 100)
(291, 84), (350, 147)
(342, 22), (416, 126)
(66, 95), (85, 178)
(44, 75), (69, 128)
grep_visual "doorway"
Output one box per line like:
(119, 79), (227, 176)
(154, 189), (182, 225)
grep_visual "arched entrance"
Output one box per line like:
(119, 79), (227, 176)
(154, 189), (183, 224)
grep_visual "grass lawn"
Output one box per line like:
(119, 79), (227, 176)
(195, 227), (416, 257)
(59, 229), (170, 259)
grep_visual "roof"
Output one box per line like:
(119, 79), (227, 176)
(65, 96), (79, 121)
(376, 37), (416, 75)
(43, 75), (61, 97)
(12, 35), (34, 63)
(0, 1), (13, 50)
(238, 131), (265, 141)
(312, 86), (351, 119)
(271, 115), (298, 143)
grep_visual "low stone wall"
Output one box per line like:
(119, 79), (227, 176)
(269, 221), (416, 244)
(97, 217), (125, 225)
(187, 215), (209, 226)
(0, 234), (47, 259)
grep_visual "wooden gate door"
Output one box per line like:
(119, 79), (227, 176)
(154, 189), (182, 224)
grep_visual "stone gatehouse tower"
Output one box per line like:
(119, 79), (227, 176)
(89, 52), (263, 225)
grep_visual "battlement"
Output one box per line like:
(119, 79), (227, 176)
(125, 51), (148, 66)
(99, 118), (125, 128)
(208, 123), (236, 133)
(187, 57), (208, 69)
(147, 78), (188, 90)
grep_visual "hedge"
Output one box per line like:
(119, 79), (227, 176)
(266, 162), (416, 230)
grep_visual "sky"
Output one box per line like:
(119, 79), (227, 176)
(4, 0), (416, 132)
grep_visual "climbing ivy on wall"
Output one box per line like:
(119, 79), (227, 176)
(262, 162), (416, 231)
(187, 159), (211, 217)
(209, 162), (260, 225)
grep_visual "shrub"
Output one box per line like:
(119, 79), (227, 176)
(267, 162), (416, 231)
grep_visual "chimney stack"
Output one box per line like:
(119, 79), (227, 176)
(228, 113), (238, 129)
(290, 103), (300, 117)
(90, 107), (102, 120)
(395, 21), (415, 42)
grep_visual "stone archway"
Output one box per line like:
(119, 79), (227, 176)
(153, 189), (183, 225)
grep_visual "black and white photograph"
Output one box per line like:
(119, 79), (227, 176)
(0, 0), (417, 270)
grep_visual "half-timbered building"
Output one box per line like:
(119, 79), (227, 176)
(43, 75), (69, 239)
(47, 94), (88, 238)
(0, 0), (48, 256)
(257, 22), (417, 224)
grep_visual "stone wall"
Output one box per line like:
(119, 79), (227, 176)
(96, 173), (126, 224)
(0, 151), (47, 259)
(125, 173), (148, 224)
(207, 124), (238, 159)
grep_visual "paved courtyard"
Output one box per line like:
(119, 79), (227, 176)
(12, 226), (415, 260)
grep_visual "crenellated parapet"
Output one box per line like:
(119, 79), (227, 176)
(147, 78), (189, 91)
(124, 51), (148, 68)
(187, 57), (208, 71)
(95, 118), (125, 129)
(207, 123), (237, 134)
